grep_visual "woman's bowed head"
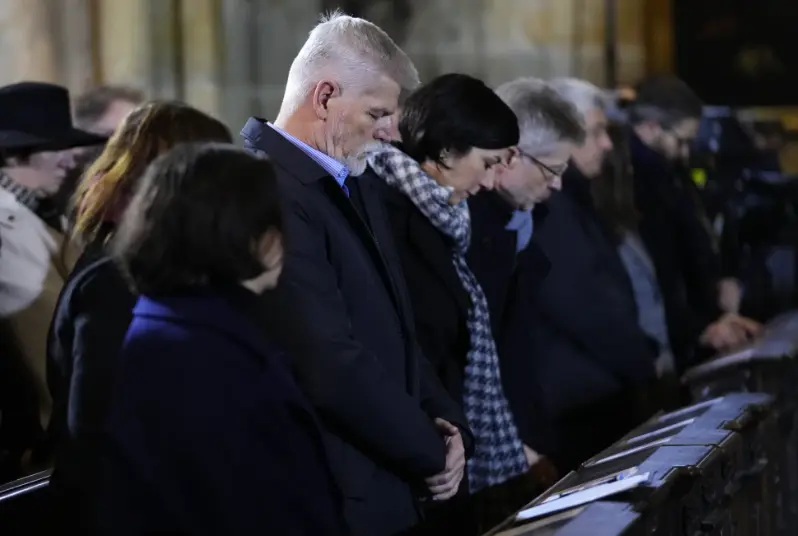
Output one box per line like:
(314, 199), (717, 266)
(398, 73), (520, 205)
(112, 142), (284, 297)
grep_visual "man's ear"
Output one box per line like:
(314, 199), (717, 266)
(311, 80), (340, 121)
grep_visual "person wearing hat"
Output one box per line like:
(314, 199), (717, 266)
(0, 82), (107, 472)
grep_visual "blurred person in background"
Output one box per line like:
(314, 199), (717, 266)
(535, 78), (659, 473)
(467, 76), (585, 499)
(368, 73), (523, 533)
(46, 101), (231, 532)
(74, 86), (145, 137)
(39, 85), (145, 231)
(749, 120), (786, 172)
(627, 75), (760, 365)
(0, 82), (107, 478)
(591, 122), (682, 408)
(241, 11), (470, 536)
(96, 143), (345, 536)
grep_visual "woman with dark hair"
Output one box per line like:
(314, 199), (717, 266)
(45, 101), (232, 530)
(95, 143), (344, 535)
(592, 123), (678, 403)
(367, 73), (529, 532)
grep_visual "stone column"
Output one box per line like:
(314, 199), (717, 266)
(250, 0), (318, 119)
(180, 0), (223, 118)
(644, 0), (674, 74)
(50, 0), (96, 93)
(218, 0), (261, 133)
(616, 0), (646, 85)
(147, 0), (182, 99)
(0, 0), (59, 85)
(94, 0), (182, 98)
(95, 0), (150, 86)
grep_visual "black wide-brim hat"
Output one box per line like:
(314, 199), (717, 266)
(0, 81), (109, 152)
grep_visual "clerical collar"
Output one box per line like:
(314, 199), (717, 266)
(0, 170), (39, 212)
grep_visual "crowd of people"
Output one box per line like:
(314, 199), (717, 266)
(0, 10), (764, 536)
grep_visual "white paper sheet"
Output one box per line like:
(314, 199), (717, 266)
(515, 473), (649, 521)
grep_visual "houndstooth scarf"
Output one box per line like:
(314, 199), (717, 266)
(368, 143), (528, 492)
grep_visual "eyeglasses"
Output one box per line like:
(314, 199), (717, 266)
(516, 149), (568, 182)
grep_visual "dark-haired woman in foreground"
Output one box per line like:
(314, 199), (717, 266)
(46, 101), (233, 531)
(368, 73), (530, 533)
(96, 144), (344, 536)
(47, 101), (232, 532)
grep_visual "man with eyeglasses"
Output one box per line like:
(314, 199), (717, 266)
(467, 78), (585, 489)
(525, 77), (661, 473)
(627, 75), (760, 372)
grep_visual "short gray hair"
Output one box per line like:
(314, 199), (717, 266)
(495, 77), (585, 155)
(280, 10), (419, 116)
(548, 77), (611, 121)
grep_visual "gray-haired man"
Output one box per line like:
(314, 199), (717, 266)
(467, 77), (584, 519)
(241, 12), (471, 536)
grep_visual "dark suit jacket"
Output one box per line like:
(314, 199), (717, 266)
(241, 119), (471, 536)
(381, 183), (512, 536)
(46, 253), (135, 531)
(630, 133), (723, 369)
(467, 192), (554, 455)
(381, 186), (471, 410)
(95, 287), (346, 536)
(530, 170), (659, 470)
(531, 169), (657, 417)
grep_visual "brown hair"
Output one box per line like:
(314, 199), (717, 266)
(70, 100), (232, 247)
(591, 122), (640, 240)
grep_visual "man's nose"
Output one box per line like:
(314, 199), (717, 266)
(550, 175), (563, 191)
(374, 119), (398, 142)
(480, 172), (496, 190)
(373, 128), (391, 142)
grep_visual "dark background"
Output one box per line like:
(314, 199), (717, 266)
(674, 0), (798, 106)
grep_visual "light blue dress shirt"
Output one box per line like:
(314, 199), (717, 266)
(505, 209), (534, 253)
(268, 123), (350, 194)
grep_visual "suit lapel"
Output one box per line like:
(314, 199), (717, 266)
(241, 119), (409, 325)
(356, 175), (418, 323)
(321, 177), (402, 308)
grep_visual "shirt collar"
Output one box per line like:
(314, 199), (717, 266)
(267, 123), (349, 187)
(0, 170), (39, 212)
(505, 208), (533, 231)
(505, 208), (534, 253)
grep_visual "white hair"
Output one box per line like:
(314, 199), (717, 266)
(495, 77), (585, 155)
(279, 10), (419, 117)
(548, 77), (612, 122)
